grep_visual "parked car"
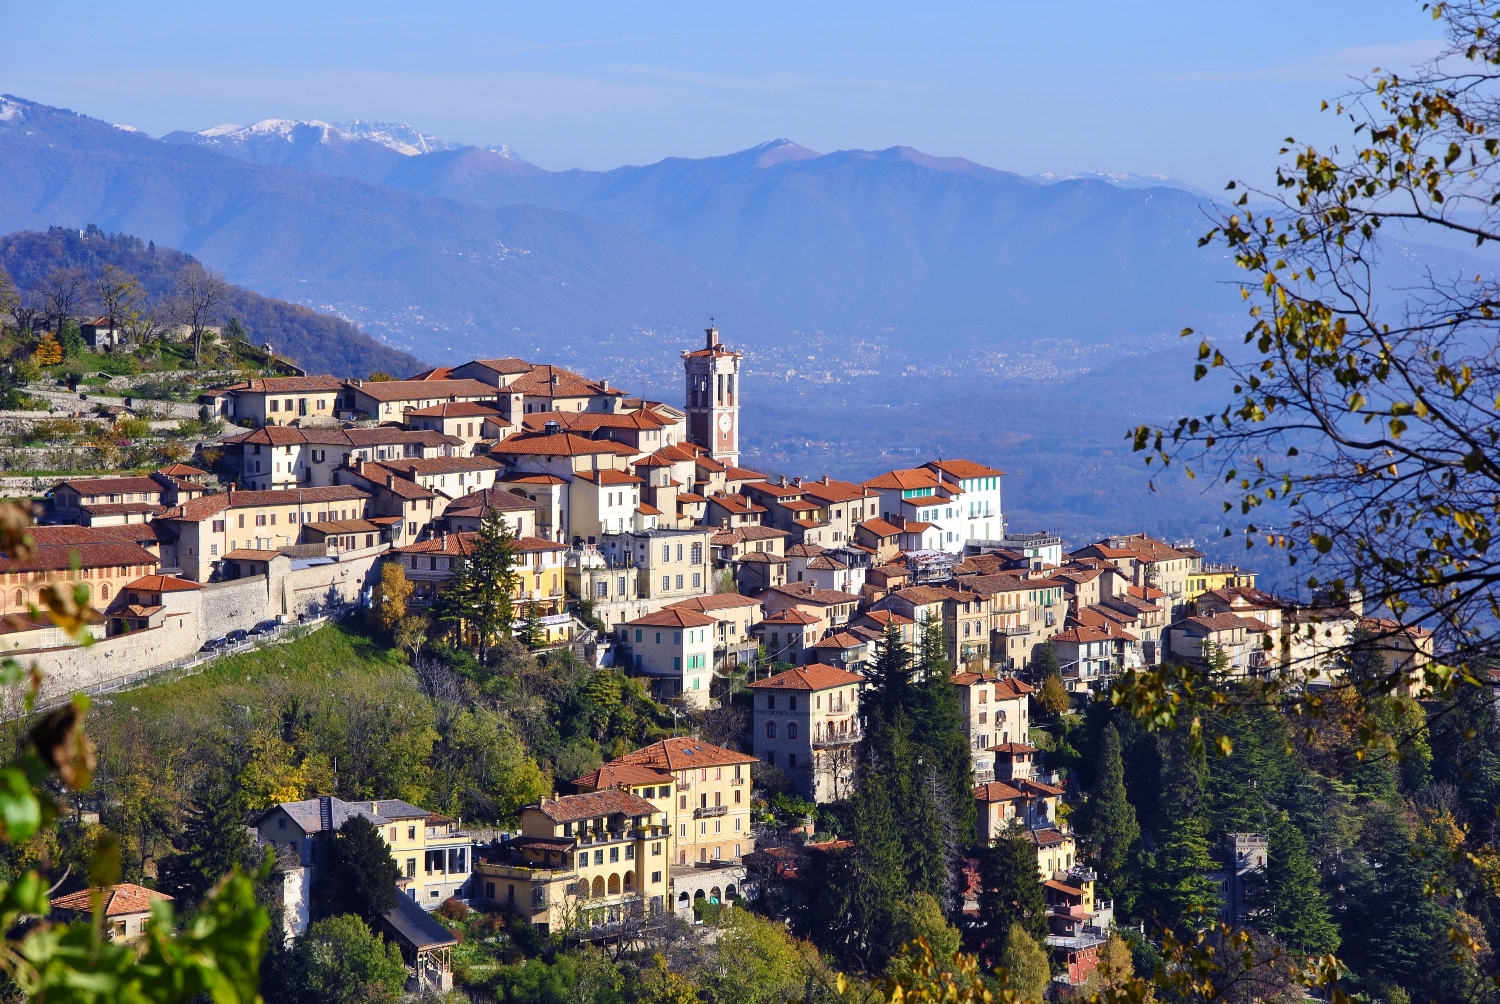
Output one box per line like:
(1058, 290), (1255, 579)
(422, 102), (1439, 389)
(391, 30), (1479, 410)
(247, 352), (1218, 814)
(225, 629), (249, 644)
(249, 620), (278, 636)
(200, 637), (227, 652)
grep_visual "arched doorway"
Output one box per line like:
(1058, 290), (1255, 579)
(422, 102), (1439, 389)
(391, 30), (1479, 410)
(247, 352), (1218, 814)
(591, 876), (605, 897)
(607, 873), (621, 895)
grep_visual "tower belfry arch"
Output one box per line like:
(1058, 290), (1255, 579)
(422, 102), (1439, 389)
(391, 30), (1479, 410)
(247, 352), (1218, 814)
(682, 323), (742, 466)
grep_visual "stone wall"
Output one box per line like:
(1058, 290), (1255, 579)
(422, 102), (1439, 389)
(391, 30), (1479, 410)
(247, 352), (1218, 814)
(22, 624), (202, 704)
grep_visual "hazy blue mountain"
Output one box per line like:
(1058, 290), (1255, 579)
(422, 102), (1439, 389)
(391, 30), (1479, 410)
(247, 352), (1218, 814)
(0, 96), (773, 361)
(1028, 171), (1218, 200)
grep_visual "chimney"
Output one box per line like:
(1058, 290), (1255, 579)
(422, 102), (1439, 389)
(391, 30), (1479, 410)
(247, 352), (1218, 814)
(544, 420), (561, 436)
(386, 475), (395, 489)
(779, 474), (788, 487)
(409, 465), (419, 481)
(823, 475), (831, 484)
(442, 532), (448, 550)
(355, 459), (364, 475)
(227, 483), (235, 497)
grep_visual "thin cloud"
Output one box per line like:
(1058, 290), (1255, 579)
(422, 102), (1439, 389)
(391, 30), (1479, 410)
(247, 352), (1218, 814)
(1148, 39), (1445, 84)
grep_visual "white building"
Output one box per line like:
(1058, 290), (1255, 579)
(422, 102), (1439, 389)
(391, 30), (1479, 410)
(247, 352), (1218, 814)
(860, 459), (1005, 553)
(620, 607), (717, 708)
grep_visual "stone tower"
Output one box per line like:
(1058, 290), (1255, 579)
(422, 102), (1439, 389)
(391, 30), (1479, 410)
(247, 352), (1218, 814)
(683, 324), (741, 467)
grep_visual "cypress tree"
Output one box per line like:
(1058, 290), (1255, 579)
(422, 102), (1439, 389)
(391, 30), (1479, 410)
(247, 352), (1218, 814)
(910, 620), (976, 852)
(1263, 815), (1339, 956)
(435, 507), (520, 660)
(845, 764), (909, 971)
(326, 815), (401, 926)
(1078, 723), (1139, 890)
(976, 832), (1048, 968)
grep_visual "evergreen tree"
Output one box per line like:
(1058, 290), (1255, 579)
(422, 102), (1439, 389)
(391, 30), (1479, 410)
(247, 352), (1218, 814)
(435, 507), (520, 660)
(975, 833), (1048, 968)
(1150, 738), (1221, 931)
(1030, 640), (1060, 679)
(864, 622), (913, 722)
(842, 765), (910, 971)
(1262, 815), (1339, 956)
(909, 619), (976, 864)
(1078, 723), (1139, 892)
(325, 815), (401, 926)
(160, 768), (251, 906)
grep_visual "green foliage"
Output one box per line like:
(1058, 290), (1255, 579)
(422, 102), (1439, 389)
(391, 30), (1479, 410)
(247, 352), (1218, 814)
(997, 925), (1049, 1004)
(1036, 673), (1070, 718)
(1077, 722), (1139, 891)
(325, 815), (401, 926)
(1262, 814), (1339, 957)
(1148, 739), (1221, 932)
(437, 507), (520, 658)
(59, 320), (85, 358)
(266, 913), (407, 1004)
(975, 834), (1047, 968)
(489, 947), (624, 1004)
(428, 706), (549, 825)
(890, 893), (962, 977)
(158, 768), (252, 907)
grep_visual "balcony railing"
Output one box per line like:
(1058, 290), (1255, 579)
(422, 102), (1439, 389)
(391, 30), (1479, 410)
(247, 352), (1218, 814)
(693, 805), (727, 819)
(813, 729), (862, 747)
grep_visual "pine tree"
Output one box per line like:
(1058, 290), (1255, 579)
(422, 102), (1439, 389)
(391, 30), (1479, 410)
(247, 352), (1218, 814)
(844, 765), (910, 971)
(435, 507), (520, 660)
(1263, 815), (1339, 956)
(910, 619), (976, 860)
(976, 833), (1048, 968)
(325, 815), (401, 926)
(1030, 640), (1060, 679)
(161, 769), (251, 906)
(865, 622), (914, 722)
(1078, 723), (1139, 889)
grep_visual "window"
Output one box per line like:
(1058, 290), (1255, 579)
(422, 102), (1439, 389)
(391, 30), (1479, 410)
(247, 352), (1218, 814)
(255, 514), (267, 526)
(789, 695), (797, 711)
(408, 826), (416, 840)
(237, 514), (245, 528)
(766, 695), (774, 710)
(212, 519), (225, 533)
(389, 827), (397, 841)
(690, 543), (702, 564)
(609, 847), (619, 862)
(766, 721), (776, 739)
(788, 753), (797, 769)
(692, 572), (701, 588)
(578, 853), (588, 868)
(676, 543), (684, 561)
(662, 575), (670, 591)
(662, 544), (671, 561)
(675, 575), (683, 590)
(788, 722), (798, 740)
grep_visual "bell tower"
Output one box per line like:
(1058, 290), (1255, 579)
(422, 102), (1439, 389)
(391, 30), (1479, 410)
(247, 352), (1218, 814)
(683, 323), (742, 467)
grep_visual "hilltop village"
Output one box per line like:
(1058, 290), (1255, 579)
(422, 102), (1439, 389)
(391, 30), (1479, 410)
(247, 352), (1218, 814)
(3, 325), (1437, 993)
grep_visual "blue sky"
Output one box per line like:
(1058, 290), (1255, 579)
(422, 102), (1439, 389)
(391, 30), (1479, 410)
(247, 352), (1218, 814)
(1, 1), (1447, 188)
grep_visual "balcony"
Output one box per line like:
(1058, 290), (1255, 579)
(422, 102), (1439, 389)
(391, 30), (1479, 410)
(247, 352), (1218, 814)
(996, 624), (1031, 637)
(693, 805), (727, 819)
(813, 729), (862, 747)
(730, 776), (745, 785)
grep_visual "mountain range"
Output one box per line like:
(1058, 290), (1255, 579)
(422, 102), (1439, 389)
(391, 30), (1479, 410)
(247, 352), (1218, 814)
(0, 95), (1249, 370)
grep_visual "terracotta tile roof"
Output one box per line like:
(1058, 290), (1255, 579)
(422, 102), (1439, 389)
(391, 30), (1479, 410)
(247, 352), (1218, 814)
(988, 742), (1039, 754)
(350, 464), (436, 499)
(157, 463), (208, 477)
(1093, 534), (1186, 563)
(508, 364), (614, 399)
(857, 518), (903, 537)
(758, 608), (821, 626)
(742, 480), (804, 498)
(532, 788), (658, 823)
(610, 737), (757, 770)
(749, 663), (865, 689)
(677, 492), (707, 505)
(861, 468), (942, 491)
(224, 376), (344, 394)
(522, 410), (667, 433)
(625, 607), (716, 629)
(1051, 625), (1117, 643)
(466, 357), (533, 375)
(705, 493), (766, 514)
(1181, 613), (1256, 632)
(395, 456), (504, 477)
(51, 883), (172, 916)
(666, 593), (762, 613)
(807, 631), (866, 650)
(798, 477), (876, 504)
(392, 531), (562, 556)
(407, 365), (456, 381)
(499, 472), (569, 486)
(724, 465), (766, 481)
(443, 488), (542, 514)
(992, 678), (1036, 699)
(491, 432), (638, 457)
(222, 549), (282, 561)
(353, 378), (497, 402)
(766, 583), (861, 605)
(0, 542), (159, 574)
(345, 427), (462, 448)
(53, 476), (166, 495)
(858, 609), (914, 627)
(79, 502), (166, 516)
(403, 401), (506, 419)
(125, 574), (203, 592)
(28, 524), (166, 547)
(571, 763), (672, 790)
(973, 781), (1025, 801)
(736, 551), (787, 565)
(925, 459), (1006, 480)
(637, 503), (663, 516)
(235, 426), (310, 447)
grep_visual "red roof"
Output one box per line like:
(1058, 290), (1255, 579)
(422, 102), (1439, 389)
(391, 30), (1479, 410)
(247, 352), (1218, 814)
(125, 575), (204, 593)
(611, 737), (756, 770)
(748, 664), (865, 690)
(626, 607), (716, 629)
(571, 763), (672, 790)
(51, 883), (172, 916)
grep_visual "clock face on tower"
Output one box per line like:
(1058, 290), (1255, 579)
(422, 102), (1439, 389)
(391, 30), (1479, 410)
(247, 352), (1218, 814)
(717, 412), (733, 433)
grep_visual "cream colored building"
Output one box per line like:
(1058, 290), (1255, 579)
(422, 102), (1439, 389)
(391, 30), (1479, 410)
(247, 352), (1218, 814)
(472, 789), (669, 935)
(609, 738), (757, 866)
(750, 664), (864, 802)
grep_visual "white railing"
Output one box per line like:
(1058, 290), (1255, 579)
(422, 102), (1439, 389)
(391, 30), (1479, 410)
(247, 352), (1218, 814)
(13, 607), (355, 720)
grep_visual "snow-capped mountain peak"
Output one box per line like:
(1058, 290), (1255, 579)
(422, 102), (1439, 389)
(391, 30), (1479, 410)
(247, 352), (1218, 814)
(331, 119), (462, 156)
(177, 115), (528, 163)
